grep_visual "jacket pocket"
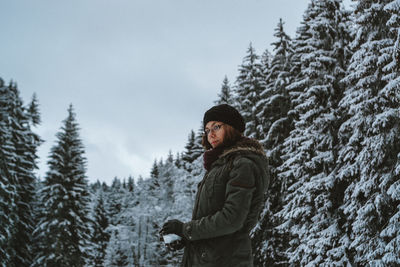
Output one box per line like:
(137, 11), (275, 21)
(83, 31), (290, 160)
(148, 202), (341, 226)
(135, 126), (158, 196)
(204, 180), (226, 208)
(198, 236), (237, 265)
(197, 239), (222, 264)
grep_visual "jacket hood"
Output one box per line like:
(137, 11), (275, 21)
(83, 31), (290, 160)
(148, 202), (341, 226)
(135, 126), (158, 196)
(219, 137), (266, 159)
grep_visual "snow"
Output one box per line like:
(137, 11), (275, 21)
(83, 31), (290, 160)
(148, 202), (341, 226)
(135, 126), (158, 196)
(162, 234), (181, 244)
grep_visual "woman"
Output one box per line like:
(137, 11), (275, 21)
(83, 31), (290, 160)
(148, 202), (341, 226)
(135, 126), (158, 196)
(160, 104), (269, 267)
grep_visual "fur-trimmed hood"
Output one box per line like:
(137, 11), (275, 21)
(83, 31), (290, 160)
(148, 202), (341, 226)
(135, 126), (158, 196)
(220, 137), (266, 159)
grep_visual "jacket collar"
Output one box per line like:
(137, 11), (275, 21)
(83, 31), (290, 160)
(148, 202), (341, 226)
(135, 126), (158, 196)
(219, 137), (266, 159)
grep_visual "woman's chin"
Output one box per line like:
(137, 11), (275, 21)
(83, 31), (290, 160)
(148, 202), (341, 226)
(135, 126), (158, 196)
(211, 142), (221, 148)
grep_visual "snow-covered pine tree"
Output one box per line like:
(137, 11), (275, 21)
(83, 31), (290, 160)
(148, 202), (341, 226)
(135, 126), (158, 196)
(89, 190), (110, 267)
(158, 154), (176, 205)
(175, 151), (182, 168)
(9, 84), (41, 267)
(0, 79), (18, 267)
(30, 175), (44, 263)
(91, 180), (102, 192)
(107, 177), (125, 226)
(182, 130), (202, 172)
(284, 1), (316, 115)
(167, 150), (174, 164)
(125, 176), (146, 266)
(149, 164), (161, 198)
(253, 6), (317, 265)
(333, 0), (400, 265)
(104, 228), (130, 267)
(166, 156), (204, 266)
(26, 93), (41, 126)
(130, 177), (163, 266)
(234, 43), (265, 139)
(103, 175), (141, 266)
(215, 76), (234, 105)
(252, 18), (294, 266)
(150, 159), (159, 178)
(127, 176), (134, 192)
(378, 2), (400, 263)
(260, 48), (273, 76)
(194, 125), (205, 155)
(256, 18), (293, 147)
(7, 82), (42, 267)
(122, 178), (127, 190)
(101, 181), (109, 192)
(276, 0), (352, 265)
(0, 80), (42, 266)
(151, 156), (182, 265)
(32, 105), (91, 267)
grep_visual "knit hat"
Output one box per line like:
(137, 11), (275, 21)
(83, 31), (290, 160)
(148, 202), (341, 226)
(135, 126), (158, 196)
(203, 104), (245, 133)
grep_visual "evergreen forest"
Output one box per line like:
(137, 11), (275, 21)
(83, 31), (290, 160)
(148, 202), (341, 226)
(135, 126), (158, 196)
(1, 0), (400, 266)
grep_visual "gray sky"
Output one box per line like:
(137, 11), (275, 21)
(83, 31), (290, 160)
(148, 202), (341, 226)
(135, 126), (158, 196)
(0, 0), (311, 185)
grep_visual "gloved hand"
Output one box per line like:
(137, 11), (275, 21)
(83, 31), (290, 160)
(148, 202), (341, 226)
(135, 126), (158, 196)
(166, 238), (186, 251)
(160, 219), (184, 237)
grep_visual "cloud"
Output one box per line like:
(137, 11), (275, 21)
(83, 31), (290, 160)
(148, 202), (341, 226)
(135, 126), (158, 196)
(2, 0), (311, 185)
(82, 123), (152, 183)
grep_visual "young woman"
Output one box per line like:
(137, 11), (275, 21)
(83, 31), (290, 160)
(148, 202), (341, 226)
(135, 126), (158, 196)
(161, 104), (270, 267)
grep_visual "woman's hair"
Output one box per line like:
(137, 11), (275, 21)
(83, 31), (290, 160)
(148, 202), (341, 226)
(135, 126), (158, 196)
(202, 124), (243, 150)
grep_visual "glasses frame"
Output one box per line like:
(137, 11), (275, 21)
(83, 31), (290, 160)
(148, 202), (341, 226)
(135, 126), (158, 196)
(204, 123), (225, 135)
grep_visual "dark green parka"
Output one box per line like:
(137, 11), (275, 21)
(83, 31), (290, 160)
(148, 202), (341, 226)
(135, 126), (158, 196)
(181, 138), (269, 267)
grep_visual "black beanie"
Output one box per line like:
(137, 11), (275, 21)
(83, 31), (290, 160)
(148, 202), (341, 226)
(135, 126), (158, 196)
(203, 104), (245, 133)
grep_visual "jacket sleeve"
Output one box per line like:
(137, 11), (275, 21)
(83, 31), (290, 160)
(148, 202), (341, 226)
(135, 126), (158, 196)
(182, 157), (257, 241)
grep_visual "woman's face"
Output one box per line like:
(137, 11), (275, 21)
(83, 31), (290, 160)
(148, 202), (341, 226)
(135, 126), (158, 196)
(205, 121), (226, 148)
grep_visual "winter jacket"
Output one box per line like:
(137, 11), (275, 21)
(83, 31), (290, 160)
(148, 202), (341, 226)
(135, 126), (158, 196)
(181, 138), (270, 267)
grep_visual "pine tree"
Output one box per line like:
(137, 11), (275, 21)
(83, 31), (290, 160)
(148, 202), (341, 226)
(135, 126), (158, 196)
(26, 93), (41, 126)
(8, 83), (42, 267)
(101, 181), (109, 192)
(122, 178), (127, 190)
(252, 18), (294, 267)
(91, 180), (101, 192)
(378, 2), (400, 263)
(257, 18), (293, 146)
(234, 43), (265, 139)
(0, 80), (42, 266)
(107, 177), (124, 226)
(90, 190), (110, 267)
(150, 159), (159, 178)
(30, 175), (44, 263)
(174, 151), (182, 168)
(215, 76), (234, 105)
(276, 0), (352, 265)
(182, 130), (202, 172)
(127, 176), (134, 192)
(333, 0), (400, 265)
(260, 48), (273, 76)
(0, 79), (18, 266)
(104, 229), (130, 267)
(194, 126), (204, 158)
(149, 163), (161, 196)
(32, 105), (91, 267)
(167, 150), (174, 164)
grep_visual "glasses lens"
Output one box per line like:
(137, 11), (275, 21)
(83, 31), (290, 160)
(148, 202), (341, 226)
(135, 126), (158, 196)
(205, 124), (223, 135)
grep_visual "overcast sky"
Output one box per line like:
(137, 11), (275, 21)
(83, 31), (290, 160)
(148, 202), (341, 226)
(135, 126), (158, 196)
(1, 0), (314, 185)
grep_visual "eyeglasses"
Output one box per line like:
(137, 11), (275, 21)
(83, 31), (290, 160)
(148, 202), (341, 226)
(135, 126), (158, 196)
(204, 124), (224, 135)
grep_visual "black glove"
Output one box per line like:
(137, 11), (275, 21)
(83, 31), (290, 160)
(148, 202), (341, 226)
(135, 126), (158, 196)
(160, 219), (184, 237)
(166, 238), (186, 251)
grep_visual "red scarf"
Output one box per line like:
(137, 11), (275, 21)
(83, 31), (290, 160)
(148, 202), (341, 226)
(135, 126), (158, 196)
(203, 145), (225, 171)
